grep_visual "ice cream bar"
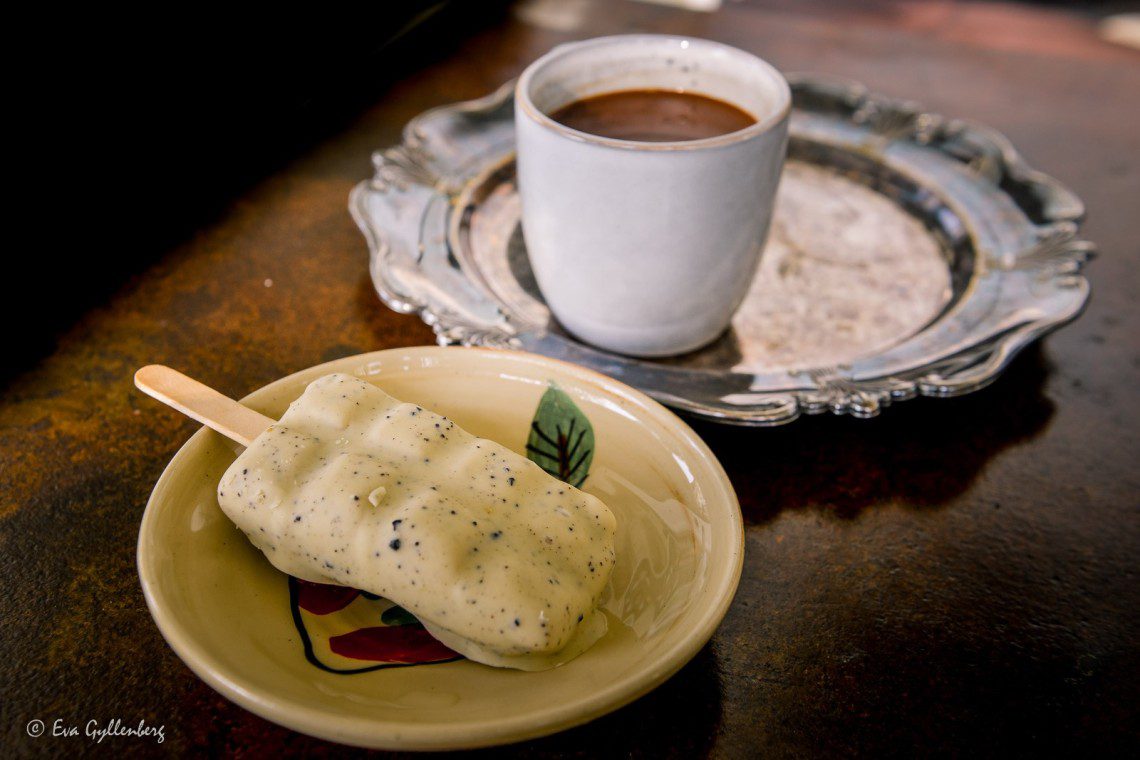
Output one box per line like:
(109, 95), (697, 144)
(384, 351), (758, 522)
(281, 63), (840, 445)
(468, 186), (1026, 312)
(217, 373), (616, 670)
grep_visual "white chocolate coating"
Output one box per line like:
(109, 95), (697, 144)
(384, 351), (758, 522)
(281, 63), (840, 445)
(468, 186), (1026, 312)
(216, 374), (616, 670)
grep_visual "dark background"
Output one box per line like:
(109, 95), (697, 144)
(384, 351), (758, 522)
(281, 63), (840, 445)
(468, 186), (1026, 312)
(9, 2), (511, 380)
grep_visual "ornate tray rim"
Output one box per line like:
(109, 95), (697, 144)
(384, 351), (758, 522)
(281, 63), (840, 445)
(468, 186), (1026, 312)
(350, 76), (1094, 426)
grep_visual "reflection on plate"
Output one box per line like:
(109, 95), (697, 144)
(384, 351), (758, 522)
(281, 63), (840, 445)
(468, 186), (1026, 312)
(138, 347), (742, 750)
(474, 159), (953, 373)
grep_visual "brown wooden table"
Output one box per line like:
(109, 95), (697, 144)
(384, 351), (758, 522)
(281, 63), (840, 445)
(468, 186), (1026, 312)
(3, 1), (1137, 756)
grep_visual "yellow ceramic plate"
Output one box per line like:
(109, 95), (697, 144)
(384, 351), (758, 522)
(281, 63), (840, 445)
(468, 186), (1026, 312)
(137, 347), (743, 750)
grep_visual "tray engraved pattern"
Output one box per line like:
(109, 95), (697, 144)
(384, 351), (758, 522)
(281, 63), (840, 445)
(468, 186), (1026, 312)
(350, 77), (1093, 425)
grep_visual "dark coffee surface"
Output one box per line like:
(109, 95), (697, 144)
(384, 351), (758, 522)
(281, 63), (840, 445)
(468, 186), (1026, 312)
(550, 89), (756, 142)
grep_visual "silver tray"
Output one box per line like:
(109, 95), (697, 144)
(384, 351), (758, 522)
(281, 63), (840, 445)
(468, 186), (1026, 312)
(350, 77), (1093, 426)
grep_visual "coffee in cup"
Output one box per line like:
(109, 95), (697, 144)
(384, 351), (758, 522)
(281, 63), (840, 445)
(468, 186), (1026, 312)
(515, 34), (791, 357)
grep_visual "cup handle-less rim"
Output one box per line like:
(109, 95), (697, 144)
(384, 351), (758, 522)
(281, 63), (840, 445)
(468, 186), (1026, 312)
(515, 34), (792, 153)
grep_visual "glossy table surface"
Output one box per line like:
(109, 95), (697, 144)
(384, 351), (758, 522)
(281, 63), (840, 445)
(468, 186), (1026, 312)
(2, 1), (1137, 756)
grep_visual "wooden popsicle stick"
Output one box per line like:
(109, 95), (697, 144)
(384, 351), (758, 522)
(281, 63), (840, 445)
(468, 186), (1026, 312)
(134, 365), (274, 447)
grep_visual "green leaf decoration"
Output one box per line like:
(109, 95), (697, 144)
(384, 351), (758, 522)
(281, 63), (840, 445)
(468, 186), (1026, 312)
(381, 604), (419, 627)
(526, 383), (595, 488)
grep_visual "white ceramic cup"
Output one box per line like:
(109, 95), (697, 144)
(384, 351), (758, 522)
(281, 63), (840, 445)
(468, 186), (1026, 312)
(515, 34), (791, 357)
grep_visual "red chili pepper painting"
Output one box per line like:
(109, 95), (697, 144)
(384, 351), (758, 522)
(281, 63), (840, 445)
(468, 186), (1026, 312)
(289, 578), (460, 674)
